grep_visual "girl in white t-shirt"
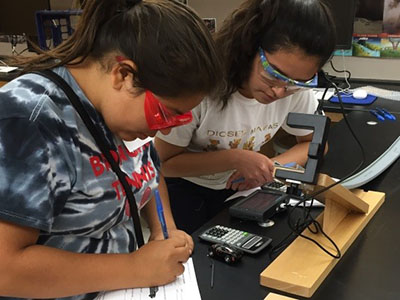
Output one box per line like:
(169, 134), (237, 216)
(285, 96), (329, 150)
(155, 0), (336, 233)
(0, 0), (223, 298)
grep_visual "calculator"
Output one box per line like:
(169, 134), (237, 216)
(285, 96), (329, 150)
(199, 225), (272, 254)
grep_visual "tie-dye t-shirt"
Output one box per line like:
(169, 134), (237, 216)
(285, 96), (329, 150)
(0, 67), (160, 300)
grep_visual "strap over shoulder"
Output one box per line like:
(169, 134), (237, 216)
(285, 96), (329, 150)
(31, 69), (145, 248)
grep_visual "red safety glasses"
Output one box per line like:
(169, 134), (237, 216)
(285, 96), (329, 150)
(144, 90), (193, 130)
(115, 56), (193, 130)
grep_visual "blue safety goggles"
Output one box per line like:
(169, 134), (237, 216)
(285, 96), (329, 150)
(259, 47), (318, 88)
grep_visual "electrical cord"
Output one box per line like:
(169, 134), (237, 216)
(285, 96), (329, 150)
(315, 85), (330, 115)
(330, 59), (352, 82)
(330, 51), (352, 93)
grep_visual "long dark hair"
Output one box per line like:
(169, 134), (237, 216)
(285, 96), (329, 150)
(8, 0), (223, 98)
(215, 0), (336, 106)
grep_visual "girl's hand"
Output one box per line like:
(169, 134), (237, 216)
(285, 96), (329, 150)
(226, 150), (275, 190)
(149, 228), (194, 255)
(130, 235), (192, 287)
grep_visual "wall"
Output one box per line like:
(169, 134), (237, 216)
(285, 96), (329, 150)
(1, 0), (399, 82)
(50, 0), (75, 10)
(188, 0), (243, 29)
(188, 0), (400, 82)
(323, 55), (400, 81)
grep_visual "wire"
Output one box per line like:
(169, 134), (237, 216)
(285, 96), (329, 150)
(340, 50), (351, 90)
(272, 193), (341, 259)
(314, 85), (330, 115)
(330, 52), (351, 83)
(10, 47), (29, 56)
(5, 34), (29, 56)
(330, 51), (353, 95)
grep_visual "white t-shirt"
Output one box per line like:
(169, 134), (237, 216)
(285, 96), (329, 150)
(157, 90), (318, 189)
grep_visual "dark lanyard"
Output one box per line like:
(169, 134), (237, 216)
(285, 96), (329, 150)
(32, 69), (145, 248)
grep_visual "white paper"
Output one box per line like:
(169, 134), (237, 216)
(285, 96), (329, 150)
(287, 198), (324, 207)
(224, 187), (261, 202)
(95, 258), (201, 300)
(0, 66), (18, 73)
(124, 137), (153, 152)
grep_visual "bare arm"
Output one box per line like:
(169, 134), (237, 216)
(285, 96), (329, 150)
(155, 137), (241, 177)
(226, 132), (328, 190)
(154, 137), (274, 182)
(0, 216), (191, 298)
(155, 133), (327, 192)
(272, 132), (328, 166)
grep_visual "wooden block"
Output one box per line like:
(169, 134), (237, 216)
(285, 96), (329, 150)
(325, 112), (343, 123)
(260, 190), (385, 298)
(323, 198), (349, 235)
(265, 292), (298, 300)
(314, 174), (369, 213)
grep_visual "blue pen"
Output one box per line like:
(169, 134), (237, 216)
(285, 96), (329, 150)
(376, 107), (396, 121)
(149, 189), (168, 298)
(231, 177), (245, 184)
(154, 188), (169, 239)
(370, 109), (385, 121)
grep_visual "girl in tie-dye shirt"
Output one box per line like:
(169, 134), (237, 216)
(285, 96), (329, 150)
(0, 0), (222, 299)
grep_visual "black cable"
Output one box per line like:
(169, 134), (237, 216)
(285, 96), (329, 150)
(330, 60), (352, 81)
(315, 86), (330, 115)
(287, 206), (341, 258)
(275, 193), (341, 259)
(269, 230), (297, 259)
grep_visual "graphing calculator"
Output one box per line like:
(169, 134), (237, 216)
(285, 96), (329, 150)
(199, 225), (272, 254)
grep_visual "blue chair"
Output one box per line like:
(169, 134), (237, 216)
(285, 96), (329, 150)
(35, 10), (82, 50)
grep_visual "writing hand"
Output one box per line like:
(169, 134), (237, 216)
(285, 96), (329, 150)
(149, 228), (194, 255)
(130, 235), (191, 287)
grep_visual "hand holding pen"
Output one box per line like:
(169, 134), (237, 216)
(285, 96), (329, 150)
(149, 188), (169, 298)
(139, 187), (192, 298)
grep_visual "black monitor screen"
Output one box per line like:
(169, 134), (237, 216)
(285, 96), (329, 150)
(325, 0), (357, 50)
(236, 192), (281, 211)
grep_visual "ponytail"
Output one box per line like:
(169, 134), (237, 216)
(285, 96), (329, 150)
(9, 0), (223, 99)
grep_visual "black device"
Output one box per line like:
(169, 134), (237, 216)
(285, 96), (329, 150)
(199, 225), (272, 254)
(274, 113), (330, 185)
(324, 0), (356, 50)
(208, 243), (243, 264)
(229, 190), (287, 223)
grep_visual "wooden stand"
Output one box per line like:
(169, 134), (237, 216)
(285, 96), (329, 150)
(265, 293), (298, 300)
(260, 173), (385, 298)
